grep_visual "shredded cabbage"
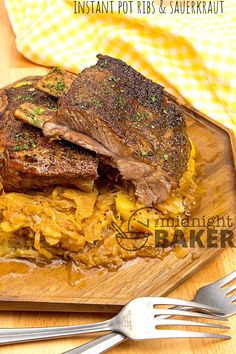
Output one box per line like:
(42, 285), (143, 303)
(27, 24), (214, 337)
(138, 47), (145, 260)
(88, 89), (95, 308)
(0, 140), (200, 270)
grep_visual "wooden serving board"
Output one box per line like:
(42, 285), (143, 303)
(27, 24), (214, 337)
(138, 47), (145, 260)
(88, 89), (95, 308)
(0, 100), (235, 313)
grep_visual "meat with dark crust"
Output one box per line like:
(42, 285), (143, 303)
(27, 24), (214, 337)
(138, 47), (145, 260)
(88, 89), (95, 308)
(42, 55), (191, 205)
(0, 77), (98, 192)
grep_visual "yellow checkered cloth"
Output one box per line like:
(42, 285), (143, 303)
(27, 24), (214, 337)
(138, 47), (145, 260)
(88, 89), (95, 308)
(5, 0), (236, 132)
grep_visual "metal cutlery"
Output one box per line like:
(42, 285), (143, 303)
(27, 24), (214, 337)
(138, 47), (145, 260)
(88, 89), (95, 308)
(64, 270), (236, 354)
(0, 297), (229, 346)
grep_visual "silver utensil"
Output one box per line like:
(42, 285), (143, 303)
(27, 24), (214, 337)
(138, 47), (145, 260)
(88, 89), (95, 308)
(0, 297), (229, 346)
(64, 270), (236, 354)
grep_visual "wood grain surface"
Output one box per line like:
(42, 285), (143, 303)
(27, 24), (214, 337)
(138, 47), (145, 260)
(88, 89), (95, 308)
(0, 96), (235, 313)
(0, 1), (236, 353)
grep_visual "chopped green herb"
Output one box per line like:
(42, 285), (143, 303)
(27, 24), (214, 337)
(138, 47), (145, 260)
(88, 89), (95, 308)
(50, 67), (64, 74)
(13, 132), (37, 150)
(140, 150), (154, 157)
(150, 95), (156, 103)
(45, 83), (53, 89)
(32, 115), (40, 126)
(134, 113), (142, 122)
(56, 81), (66, 90)
(18, 92), (37, 101)
(163, 109), (168, 114)
(128, 112), (143, 122)
(28, 109), (42, 126)
(34, 107), (45, 115)
(141, 150), (148, 157)
(163, 154), (169, 161)
(91, 99), (103, 107)
(28, 138), (37, 148)
(47, 102), (58, 111)
(116, 96), (123, 105)
(10, 144), (29, 152)
(108, 76), (120, 83)
(15, 133), (23, 140)
(144, 113), (149, 119)
(99, 60), (108, 70)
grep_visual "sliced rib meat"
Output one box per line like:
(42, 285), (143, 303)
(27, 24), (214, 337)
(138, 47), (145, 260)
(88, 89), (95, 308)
(0, 77), (98, 192)
(15, 57), (191, 206)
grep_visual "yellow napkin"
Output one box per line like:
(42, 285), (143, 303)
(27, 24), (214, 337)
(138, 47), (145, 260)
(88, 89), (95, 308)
(5, 0), (236, 132)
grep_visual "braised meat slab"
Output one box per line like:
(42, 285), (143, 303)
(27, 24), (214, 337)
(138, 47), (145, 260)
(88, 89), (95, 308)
(42, 55), (190, 205)
(0, 77), (97, 192)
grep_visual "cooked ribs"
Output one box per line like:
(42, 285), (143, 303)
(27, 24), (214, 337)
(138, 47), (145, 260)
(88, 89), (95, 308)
(0, 77), (98, 192)
(35, 67), (77, 98)
(15, 102), (55, 129)
(41, 55), (190, 205)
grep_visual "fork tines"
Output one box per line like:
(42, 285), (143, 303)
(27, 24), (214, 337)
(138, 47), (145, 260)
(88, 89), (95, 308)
(149, 297), (225, 315)
(153, 309), (227, 321)
(152, 329), (230, 340)
(217, 270), (236, 287)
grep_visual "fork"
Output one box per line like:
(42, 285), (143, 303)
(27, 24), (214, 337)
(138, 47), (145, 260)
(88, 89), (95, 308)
(63, 270), (236, 354)
(0, 297), (230, 346)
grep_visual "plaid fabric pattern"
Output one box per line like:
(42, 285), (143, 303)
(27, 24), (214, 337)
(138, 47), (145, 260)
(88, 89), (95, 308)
(4, 0), (236, 132)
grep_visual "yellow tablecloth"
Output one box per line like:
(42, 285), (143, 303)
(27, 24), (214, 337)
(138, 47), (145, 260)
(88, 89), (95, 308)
(4, 0), (236, 132)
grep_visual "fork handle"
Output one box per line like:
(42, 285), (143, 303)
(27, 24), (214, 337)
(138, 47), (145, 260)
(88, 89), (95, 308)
(64, 305), (195, 354)
(0, 320), (112, 345)
(62, 333), (126, 354)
